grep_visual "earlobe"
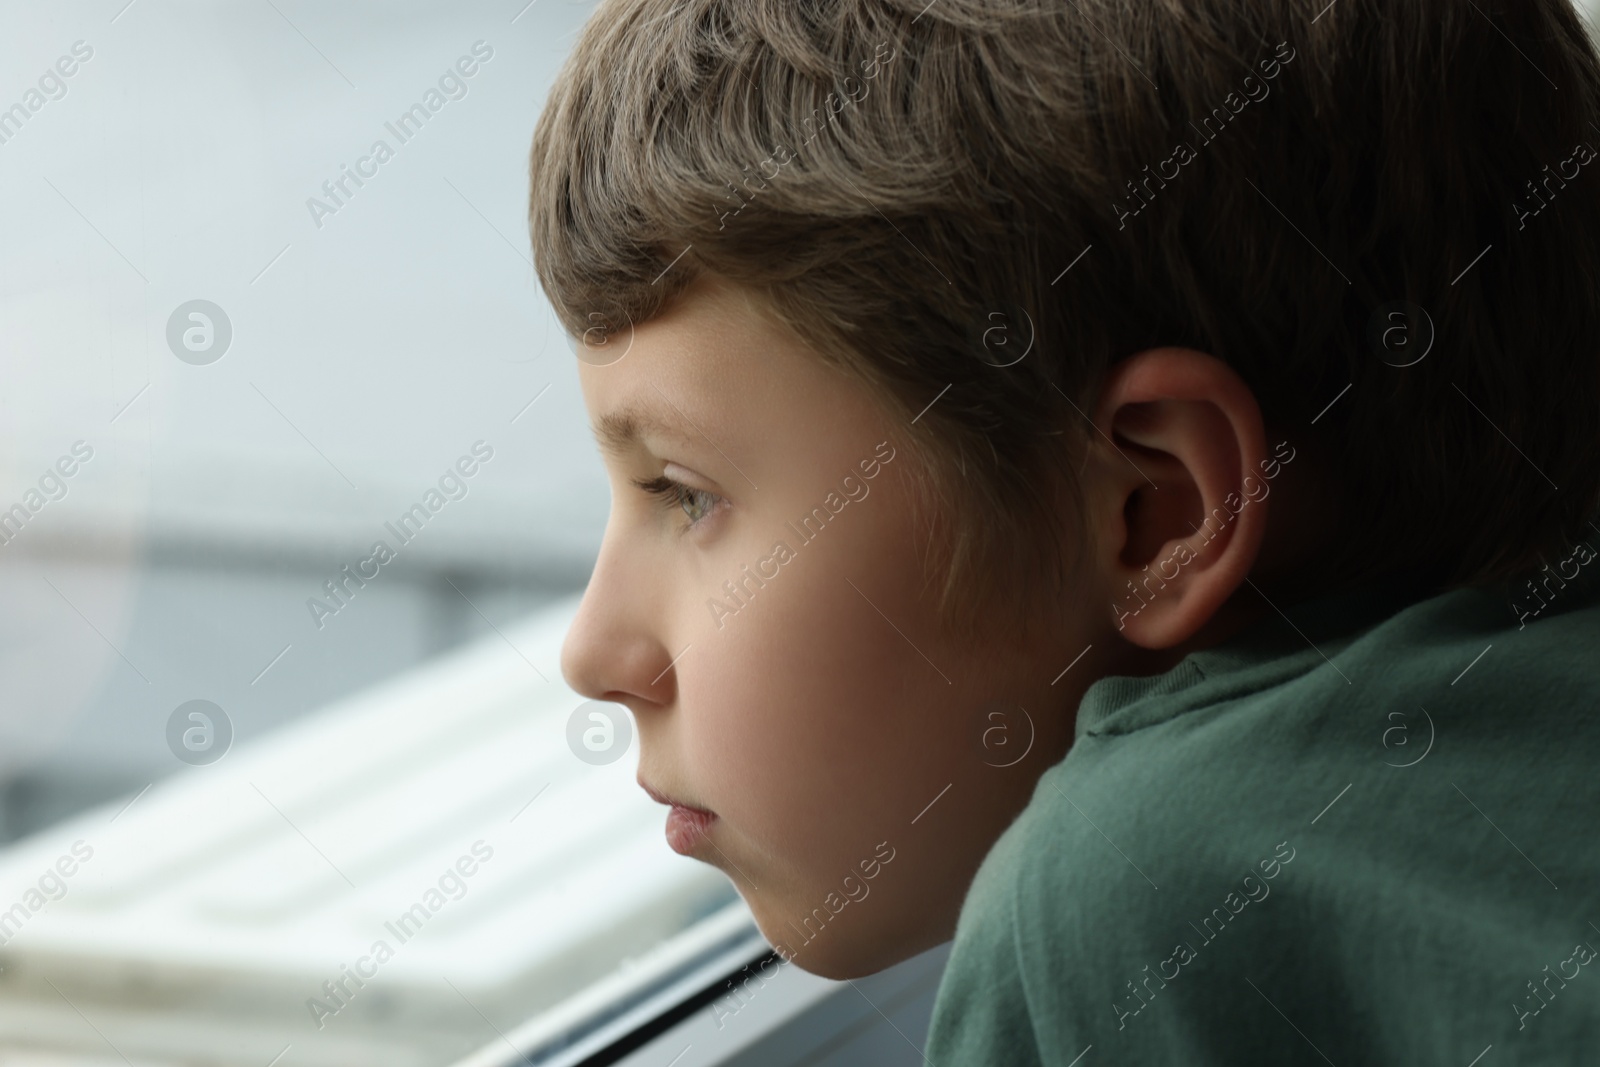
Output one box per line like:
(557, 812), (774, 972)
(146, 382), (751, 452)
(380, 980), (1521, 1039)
(1087, 348), (1271, 650)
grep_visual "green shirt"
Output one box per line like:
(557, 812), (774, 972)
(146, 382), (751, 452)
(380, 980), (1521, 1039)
(926, 565), (1600, 1065)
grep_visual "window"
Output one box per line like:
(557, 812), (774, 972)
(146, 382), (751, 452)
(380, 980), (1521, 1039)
(0, 2), (778, 1062)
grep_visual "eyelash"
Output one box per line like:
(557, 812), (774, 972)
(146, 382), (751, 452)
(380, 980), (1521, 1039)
(632, 474), (723, 533)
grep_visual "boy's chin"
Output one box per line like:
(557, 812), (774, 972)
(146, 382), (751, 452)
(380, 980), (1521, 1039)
(748, 903), (930, 981)
(780, 946), (908, 982)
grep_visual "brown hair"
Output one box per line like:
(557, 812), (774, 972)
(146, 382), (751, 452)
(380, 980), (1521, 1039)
(528, 0), (1600, 641)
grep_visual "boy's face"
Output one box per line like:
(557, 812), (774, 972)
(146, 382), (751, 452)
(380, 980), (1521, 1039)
(561, 273), (1102, 978)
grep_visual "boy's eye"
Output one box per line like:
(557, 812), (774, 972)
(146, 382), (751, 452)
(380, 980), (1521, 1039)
(631, 474), (722, 531)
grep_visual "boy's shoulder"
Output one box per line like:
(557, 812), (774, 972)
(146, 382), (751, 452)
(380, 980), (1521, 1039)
(930, 577), (1600, 1063)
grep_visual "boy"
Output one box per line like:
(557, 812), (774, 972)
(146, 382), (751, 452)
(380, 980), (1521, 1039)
(535, 0), (1600, 1061)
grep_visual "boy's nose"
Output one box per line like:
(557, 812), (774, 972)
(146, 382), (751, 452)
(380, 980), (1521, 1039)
(559, 589), (610, 703)
(559, 582), (675, 710)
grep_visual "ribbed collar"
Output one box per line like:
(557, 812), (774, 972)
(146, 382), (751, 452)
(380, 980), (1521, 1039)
(1073, 579), (1432, 740)
(1073, 512), (1600, 740)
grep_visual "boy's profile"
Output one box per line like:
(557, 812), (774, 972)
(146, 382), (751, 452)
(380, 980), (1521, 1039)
(532, 0), (1600, 1060)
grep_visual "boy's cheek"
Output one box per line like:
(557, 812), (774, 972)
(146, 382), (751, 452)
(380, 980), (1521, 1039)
(682, 688), (908, 880)
(673, 489), (955, 876)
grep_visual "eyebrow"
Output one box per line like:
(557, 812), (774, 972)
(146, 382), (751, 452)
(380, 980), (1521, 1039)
(591, 403), (697, 459)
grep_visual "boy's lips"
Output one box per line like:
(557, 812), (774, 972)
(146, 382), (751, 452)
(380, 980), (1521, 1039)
(639, 777), (719, 856)
(638, 777), (715, 815)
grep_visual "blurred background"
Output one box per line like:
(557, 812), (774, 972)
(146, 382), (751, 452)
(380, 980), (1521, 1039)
(0, 0), (607, 841)
(0, 1), (774, 1064)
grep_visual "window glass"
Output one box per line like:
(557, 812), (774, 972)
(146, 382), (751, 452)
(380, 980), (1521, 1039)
(0, 3), (751, 1062)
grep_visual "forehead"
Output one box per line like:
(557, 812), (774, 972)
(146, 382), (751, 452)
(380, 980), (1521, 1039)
(572, 272), (889, 471)
(590, 401), (700, 459)
(575, 276), (770, 450)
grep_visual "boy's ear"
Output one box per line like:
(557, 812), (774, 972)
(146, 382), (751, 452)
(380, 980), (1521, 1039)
(1084, 347), (1271, 649)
